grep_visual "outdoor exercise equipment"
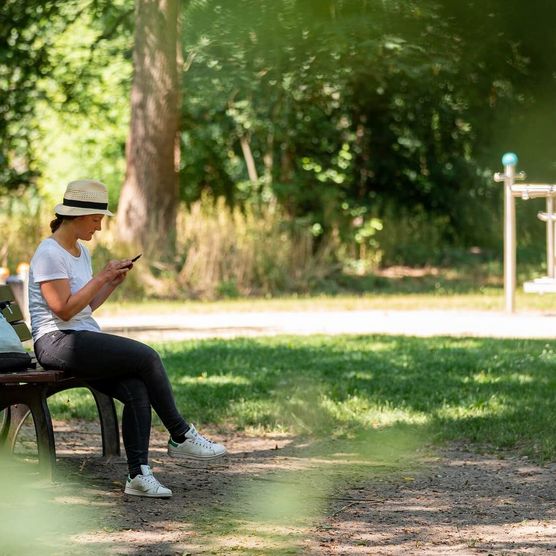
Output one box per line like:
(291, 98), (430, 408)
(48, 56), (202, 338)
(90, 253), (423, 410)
(494, 153), (556, 312)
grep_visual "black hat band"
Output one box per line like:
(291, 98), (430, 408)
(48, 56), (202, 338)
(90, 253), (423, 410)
(63, 199), (108, 210)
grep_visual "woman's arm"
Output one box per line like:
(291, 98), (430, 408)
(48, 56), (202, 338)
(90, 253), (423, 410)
(89, 268), (129, 312)
(40, 260), (130, 321)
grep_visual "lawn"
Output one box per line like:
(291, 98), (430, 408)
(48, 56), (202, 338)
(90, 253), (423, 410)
(49, 334), (556, 463)
(95, 289), (556, 314)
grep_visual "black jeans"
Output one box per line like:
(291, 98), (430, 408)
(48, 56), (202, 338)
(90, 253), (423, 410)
(34, 330), (189, 475)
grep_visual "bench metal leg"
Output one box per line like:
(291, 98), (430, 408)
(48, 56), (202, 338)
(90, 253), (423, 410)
(0, 389), (56, 479)
(89, 388), (120, 457)
(5, 404), (31, 452)
(46, 381), (120, 459)
(1, 381), (120, 476)
(26, 396), (56, 479)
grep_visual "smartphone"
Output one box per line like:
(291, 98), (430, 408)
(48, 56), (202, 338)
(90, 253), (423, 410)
(124, 254), (142, 269)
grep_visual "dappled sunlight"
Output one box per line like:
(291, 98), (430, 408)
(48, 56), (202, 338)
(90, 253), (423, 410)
(324, 396), (430, 428)
(203, 523), (310, 554)
(176, 373), (251, 386)
(11, 333), (556, 551)
(435, 396), (509, 421)
(192, 426), (429, 553)
(471, 370), (535, 385)
(75, 528), (186, 544)
(40, 333), (556, 461)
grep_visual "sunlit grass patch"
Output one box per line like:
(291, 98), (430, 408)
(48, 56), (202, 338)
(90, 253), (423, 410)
(177, 373), (252, 386)
(48, 334), (556, 462)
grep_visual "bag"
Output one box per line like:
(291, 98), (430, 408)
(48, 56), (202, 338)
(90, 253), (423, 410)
(0, 312), (31, 372)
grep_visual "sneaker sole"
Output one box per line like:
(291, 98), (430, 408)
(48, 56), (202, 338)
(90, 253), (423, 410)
(124, 487), (172, 498)
(167, 447), (227, 460)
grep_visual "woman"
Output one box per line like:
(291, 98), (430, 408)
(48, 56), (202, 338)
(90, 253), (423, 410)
(29, 179), (226, 498)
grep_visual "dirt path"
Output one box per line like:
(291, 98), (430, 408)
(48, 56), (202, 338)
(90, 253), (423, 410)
(7, 421), (556, 555)
(311, 447), (556, 555)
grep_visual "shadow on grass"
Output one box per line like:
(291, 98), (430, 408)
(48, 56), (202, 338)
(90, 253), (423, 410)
(47, 334), (556, 460)
(154, 335), (556, 461)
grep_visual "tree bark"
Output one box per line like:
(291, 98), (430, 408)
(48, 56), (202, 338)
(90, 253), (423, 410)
(117, 0), (179, 256)
(240, 135), (259, 184)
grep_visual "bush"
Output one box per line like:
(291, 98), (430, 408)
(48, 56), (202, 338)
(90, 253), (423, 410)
(372, 205), (451, 267)
(0, 190), (49, 271)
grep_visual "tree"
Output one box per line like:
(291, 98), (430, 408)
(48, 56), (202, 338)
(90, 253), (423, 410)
(0, 1), (71, 192)
(117, 0), (180, 255)
(179, 0), (551, 258)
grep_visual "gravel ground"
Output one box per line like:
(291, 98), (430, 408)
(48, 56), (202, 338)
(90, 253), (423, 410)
(7, 421), (556, 555)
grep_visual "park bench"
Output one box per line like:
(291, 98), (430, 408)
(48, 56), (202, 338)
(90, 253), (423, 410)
(0, 284), (120, 479)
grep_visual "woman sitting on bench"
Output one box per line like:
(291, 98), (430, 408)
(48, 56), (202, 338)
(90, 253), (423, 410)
(29, 179), (226, 498)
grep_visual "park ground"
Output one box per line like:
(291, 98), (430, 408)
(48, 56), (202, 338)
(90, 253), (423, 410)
(4, 292), (556, 555)
(7, 419), (556, 555)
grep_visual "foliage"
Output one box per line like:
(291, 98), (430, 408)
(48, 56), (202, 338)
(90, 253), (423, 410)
(0, 0), (132, 199)
(0, 188), (48, 268)
(0, 1), (70, 191)
(2, 0), (556, 271)
(179, 0), (548, 257)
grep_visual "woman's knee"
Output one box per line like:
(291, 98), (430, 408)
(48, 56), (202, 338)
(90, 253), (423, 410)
(138, 345), (165, 373)
(117, 377), (151, 407)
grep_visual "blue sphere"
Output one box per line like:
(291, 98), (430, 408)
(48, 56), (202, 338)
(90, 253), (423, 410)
(502, 152), (518, 166)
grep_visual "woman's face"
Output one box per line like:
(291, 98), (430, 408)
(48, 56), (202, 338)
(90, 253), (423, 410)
(75, 214), (105, 241)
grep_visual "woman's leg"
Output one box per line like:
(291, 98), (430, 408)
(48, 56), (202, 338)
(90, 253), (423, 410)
(35, 330), (189, 439)
(90, 376), (151, 477)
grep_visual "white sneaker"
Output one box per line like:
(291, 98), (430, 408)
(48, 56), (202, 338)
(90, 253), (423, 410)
(124, 465), (172, 498)
(168, 424), (227, 460)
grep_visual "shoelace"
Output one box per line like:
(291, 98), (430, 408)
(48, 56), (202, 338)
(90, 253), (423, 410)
(141, 473), (164, 489)
(190, 431), (216, 448)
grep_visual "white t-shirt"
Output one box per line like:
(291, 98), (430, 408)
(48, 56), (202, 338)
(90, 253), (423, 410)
(29, 237), (101, 341)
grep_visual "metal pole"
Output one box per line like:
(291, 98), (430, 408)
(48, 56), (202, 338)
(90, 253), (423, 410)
(547, 197), (555, 279)
(498, 153), (518, 313)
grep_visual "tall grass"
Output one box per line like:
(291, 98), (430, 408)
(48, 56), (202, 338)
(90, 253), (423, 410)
(0, 190), (546, 299)
(174, 197), (337, 298)
(0, 191), (49, 270)
(90, 198), (339, 299)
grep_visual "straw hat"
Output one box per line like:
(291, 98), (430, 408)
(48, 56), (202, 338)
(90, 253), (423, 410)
(54, 180), (114, 217)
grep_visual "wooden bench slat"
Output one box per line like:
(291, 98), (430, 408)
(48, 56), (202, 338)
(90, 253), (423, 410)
(1, 302), (24, 324)
(0, 370), (64, 384)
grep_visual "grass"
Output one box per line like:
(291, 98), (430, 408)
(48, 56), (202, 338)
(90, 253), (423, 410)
(49, 334), (556, 463)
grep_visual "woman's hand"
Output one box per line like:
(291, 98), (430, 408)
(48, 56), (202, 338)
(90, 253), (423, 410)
(40, 259), (134, 320)
(98, 259), (132, 286)
(89, 258), (133, 311)
(108, 268), (129, 287)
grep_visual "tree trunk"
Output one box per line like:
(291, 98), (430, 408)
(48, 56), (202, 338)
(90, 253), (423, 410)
(117, 0), (179, 257)
(240, 135), (259, 184)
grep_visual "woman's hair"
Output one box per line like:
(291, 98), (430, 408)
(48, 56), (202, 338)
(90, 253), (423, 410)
(50, 214), (78, 233)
